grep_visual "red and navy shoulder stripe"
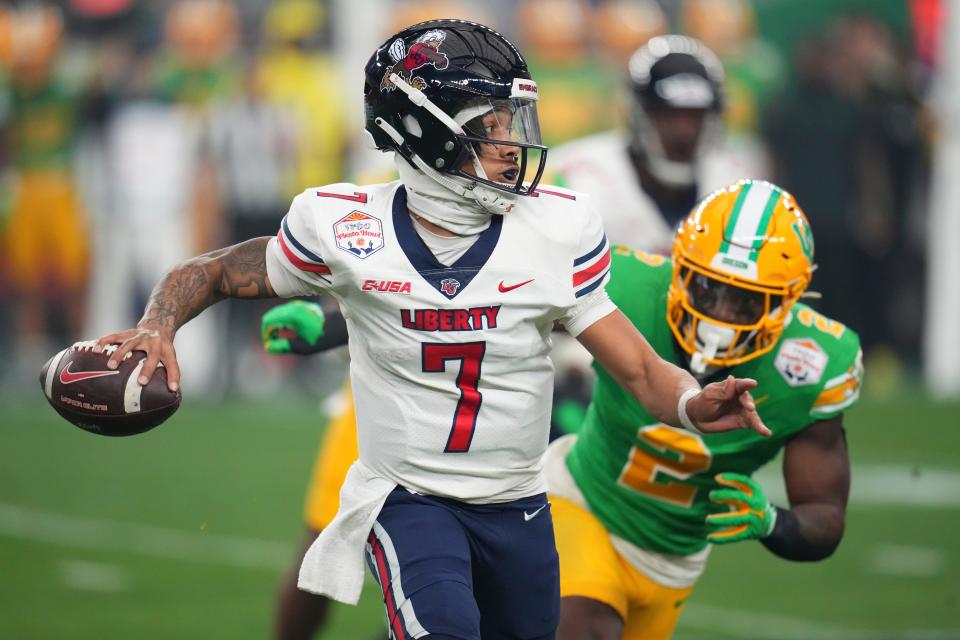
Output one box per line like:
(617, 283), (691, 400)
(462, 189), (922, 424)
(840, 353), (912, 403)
(572, 234), (610, 298)
(277, 215), (331, 275)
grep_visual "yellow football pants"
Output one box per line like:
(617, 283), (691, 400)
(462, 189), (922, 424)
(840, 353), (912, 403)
(6, 172), (89, 291)
(550, 494), (695, 640)
(303, 386), (359, 531)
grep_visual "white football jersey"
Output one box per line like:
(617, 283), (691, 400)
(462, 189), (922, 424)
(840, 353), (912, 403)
(266, 181), (614, 503)
(549, 130), (768, 254)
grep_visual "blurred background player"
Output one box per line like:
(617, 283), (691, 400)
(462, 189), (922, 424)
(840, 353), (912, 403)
(1, 4), (90, 380)
(548, 32), (766, 256)
(544, 180), (861, 640)
(92, 0), (242, 395)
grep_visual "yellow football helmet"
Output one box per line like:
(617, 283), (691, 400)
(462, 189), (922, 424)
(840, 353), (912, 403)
(667, 179), (815, 373)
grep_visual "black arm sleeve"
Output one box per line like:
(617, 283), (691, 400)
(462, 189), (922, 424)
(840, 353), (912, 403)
(310, 308), (349, 353)
(760, 506), (841, 562)
(284, 306), (349, 355)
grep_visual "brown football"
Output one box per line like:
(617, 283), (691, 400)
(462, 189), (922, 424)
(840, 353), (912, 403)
(39, 341), (182, 436)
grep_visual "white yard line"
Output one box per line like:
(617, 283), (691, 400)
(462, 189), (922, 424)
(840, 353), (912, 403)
(679, 603), (960, 640)
(0, 502), (290, 570)
(60, 560), (131, 592)
(868, 543), (948, 578)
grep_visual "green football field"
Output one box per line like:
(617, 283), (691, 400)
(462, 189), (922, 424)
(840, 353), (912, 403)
(1, 390), (958, 639)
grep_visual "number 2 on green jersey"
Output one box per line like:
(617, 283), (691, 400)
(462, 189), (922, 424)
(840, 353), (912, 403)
(618, 425), (712, 507)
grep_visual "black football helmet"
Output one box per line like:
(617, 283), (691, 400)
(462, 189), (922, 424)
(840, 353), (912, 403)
(627, 35), (724, 187)
(364, 19), (547, 199)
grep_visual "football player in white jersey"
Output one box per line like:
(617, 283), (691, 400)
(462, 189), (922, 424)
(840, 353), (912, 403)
(95, 20), (769, 640)
(548, 34), (766, 255)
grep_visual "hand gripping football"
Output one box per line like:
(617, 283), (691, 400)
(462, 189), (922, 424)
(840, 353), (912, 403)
(39, 341), (182, 436)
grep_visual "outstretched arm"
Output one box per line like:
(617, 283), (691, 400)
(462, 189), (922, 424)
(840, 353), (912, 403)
(576, 309), (769, 436)
(96, 237), (277, 391)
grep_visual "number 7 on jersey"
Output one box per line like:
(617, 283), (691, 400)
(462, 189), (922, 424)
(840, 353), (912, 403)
(421, 342), (486, 453)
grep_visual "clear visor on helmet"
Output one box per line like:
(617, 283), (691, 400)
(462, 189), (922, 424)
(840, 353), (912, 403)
(452, 97), (547, 195)
(687, 272), (782, 326)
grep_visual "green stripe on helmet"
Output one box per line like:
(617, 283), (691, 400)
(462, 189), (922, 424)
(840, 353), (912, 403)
(720, 182), (753, 254)
(748, 186), (782, 262)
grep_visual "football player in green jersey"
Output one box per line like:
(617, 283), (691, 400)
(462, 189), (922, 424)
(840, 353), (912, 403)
(545, 179), (861, 640)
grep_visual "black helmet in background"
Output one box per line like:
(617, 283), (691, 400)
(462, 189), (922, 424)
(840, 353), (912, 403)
(628, 35), (724, 187)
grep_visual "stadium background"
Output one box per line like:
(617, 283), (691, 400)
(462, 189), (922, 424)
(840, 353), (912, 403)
(1, 0), (958, 638)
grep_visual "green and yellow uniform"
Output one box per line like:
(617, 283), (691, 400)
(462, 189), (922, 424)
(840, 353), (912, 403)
(547, 247), (862, 638)
(5, 76), (89, 291)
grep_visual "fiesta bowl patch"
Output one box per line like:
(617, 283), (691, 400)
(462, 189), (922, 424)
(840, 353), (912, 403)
(775, 337), (829, 387)
(335, 211), (384, 259)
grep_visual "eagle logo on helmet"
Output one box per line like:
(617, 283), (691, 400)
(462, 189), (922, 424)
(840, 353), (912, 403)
(380, 30), (450, 92)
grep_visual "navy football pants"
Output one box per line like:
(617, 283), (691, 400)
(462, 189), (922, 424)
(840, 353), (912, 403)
(365, 487), (560, 640)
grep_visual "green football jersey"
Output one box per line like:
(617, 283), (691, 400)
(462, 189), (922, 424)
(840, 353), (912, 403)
(11, 78), (80, 172)
(566, 247), (863, 556)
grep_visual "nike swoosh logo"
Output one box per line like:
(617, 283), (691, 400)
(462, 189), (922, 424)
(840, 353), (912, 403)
(499, 278), (534, 293)
(523, 504), (548, 522)
(59, 363), (121, 385)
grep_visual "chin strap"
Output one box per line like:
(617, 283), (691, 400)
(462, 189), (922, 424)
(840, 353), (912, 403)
(376, 116), (516, 216)
(406, 151), (515, 215)
(387, 74), (488, 181)
(378, 73), (520, 216)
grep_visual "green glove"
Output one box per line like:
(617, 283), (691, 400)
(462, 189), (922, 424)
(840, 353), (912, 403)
(705, 472), (777, 544)
(261, 300), (326, 355)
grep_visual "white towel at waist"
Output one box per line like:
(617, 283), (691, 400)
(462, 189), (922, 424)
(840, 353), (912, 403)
(297, 459), (397, 604)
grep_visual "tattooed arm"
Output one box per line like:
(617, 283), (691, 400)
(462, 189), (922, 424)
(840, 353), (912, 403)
(140, 237), (275, 331)
(95, 237), (276, 391)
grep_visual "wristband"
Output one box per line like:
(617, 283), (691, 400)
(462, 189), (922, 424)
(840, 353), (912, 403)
(678, 388), (703, 434)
